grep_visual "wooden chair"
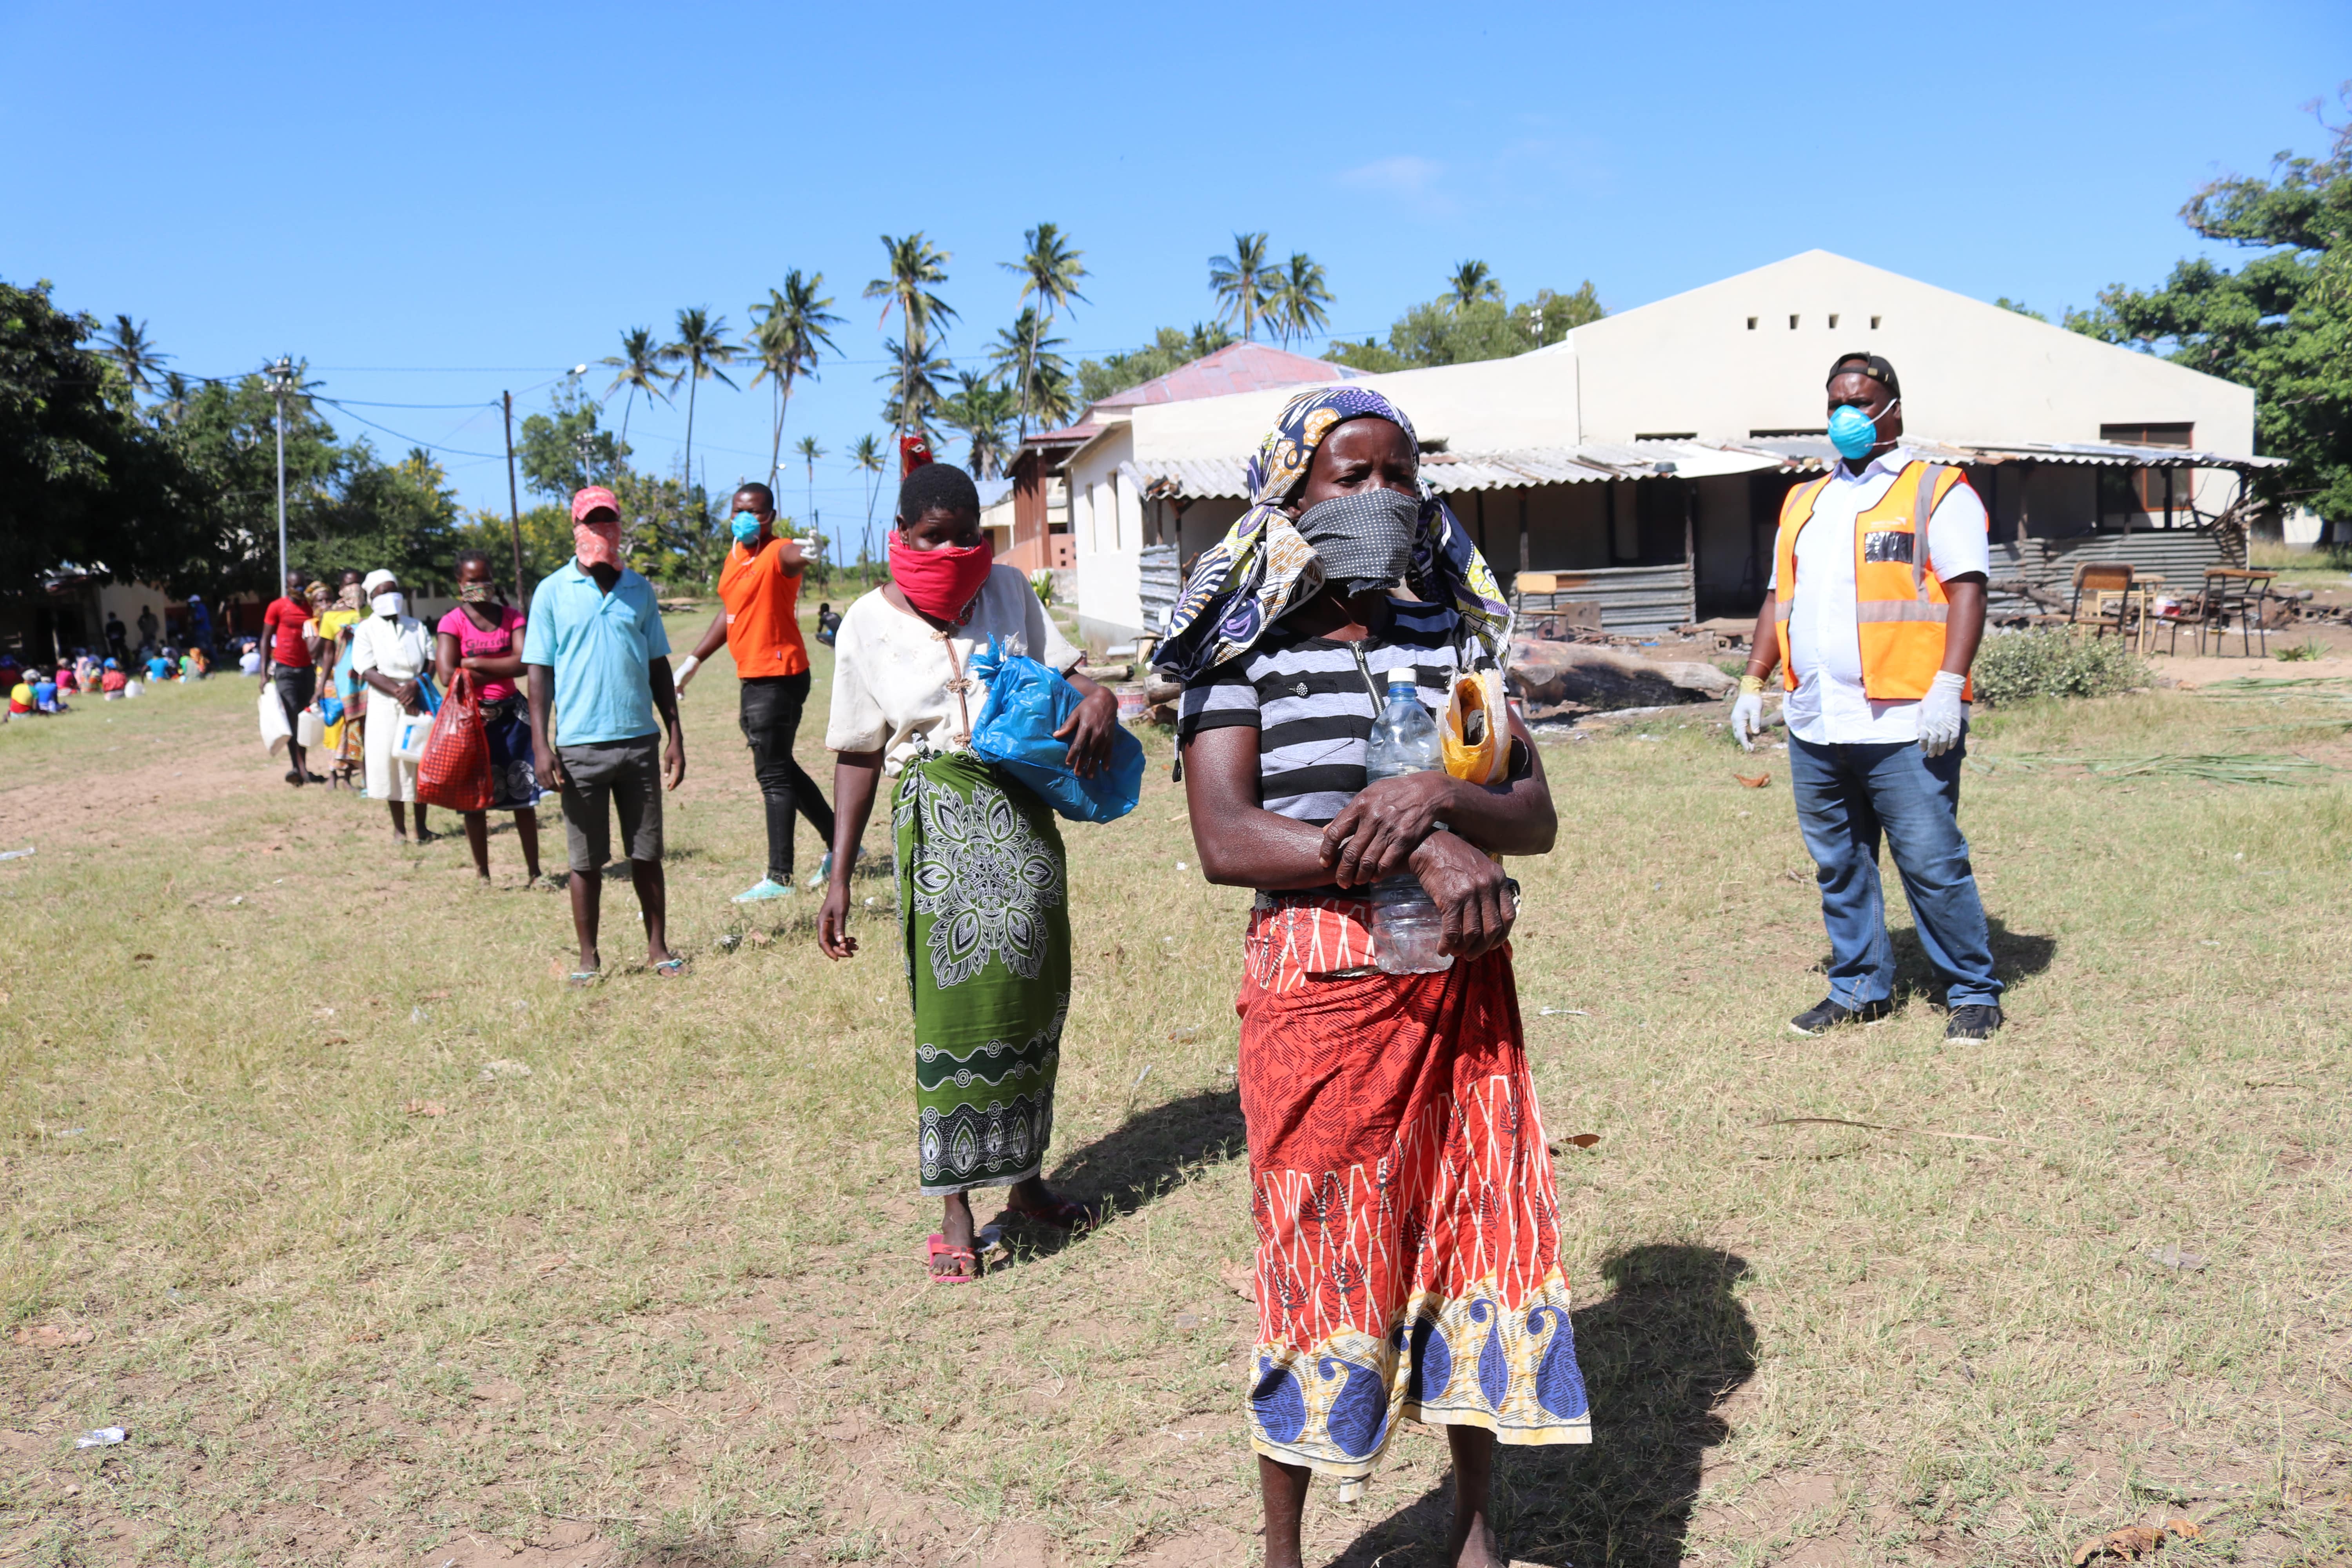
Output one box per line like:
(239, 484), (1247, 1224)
(2067, 562), (2135, 639)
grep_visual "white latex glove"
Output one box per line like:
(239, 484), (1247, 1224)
(1730, 675), (1766, 751)
(1917, 670), (1966, 757)
(673, 653), (701, 693)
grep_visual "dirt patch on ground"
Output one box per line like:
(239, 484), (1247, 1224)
(0, 695), (267, 850)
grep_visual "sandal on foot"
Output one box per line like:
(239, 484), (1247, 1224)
(652, 956), (689, 979)
(926, 1233), (982, 1284)
(566, 969), (601, 988)
(1010, 1196), (1099, 1232)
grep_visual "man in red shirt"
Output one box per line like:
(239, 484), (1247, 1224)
(260, 569), (321, 785)
(675, 482), (837, 902)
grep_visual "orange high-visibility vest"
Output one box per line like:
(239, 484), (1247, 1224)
(1771, 460), (1975, 702)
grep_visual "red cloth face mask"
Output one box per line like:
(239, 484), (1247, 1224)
(573, 519), (623, 570)
(888, 530), (993, 622)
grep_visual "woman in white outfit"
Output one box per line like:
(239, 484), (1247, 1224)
(350, 568), (436, 844)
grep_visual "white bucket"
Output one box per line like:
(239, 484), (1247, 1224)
(123, 679), (142, 699)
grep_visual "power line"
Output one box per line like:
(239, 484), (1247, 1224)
(306, 397), (510, 460)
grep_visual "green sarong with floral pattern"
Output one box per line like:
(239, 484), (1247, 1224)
(894, 749), (1070, 1196)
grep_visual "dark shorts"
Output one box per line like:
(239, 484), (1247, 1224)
(271, 665), (316, 730)
(557, 735), (662, 871)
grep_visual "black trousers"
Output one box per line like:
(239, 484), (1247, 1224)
(738, 673), (836, 881)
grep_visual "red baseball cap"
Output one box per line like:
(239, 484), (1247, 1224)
(570, 485), (621, 522)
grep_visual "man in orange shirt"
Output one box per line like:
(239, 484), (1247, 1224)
(677, 482), (838, 903)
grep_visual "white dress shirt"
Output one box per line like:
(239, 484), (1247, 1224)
(1782, 449), (1989, 745)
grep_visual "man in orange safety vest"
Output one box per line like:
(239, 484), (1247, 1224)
(1731, 353), (2004, 1042)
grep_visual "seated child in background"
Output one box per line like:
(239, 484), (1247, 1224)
(7, 679), (31, 716)
(238, 642), (263, 675)
(101, 661), (128, 698)
(145, 651), (174, 684)
(34, 674), (62, 713)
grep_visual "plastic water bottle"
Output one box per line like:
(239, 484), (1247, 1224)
(1363, 665), (1452, 975)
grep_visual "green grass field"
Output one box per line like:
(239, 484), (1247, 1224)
(2, 617), (2348, 1567)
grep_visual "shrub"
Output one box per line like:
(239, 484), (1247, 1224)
(1971, 630), (2149, 705)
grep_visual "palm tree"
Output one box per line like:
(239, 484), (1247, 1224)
(154, 371), (193, 428)
(1271, 253), (1334, 347)
(748, 270), (842, 488)
(863, 233), (957, 461)
(989, 309), (1074, 434)
(792, 434), (826, 528)
(938, 372), (1018, 480)
(877, 335), (954, 445)
(600, 326), (675, 454)
(999, 223), (1088, 444)
(101, 315), (169, 394)
(1209, 232), (1276, 341)
(1446, 260), (1502, 312)
(1186, 322), (1238, 361)
(849, 433), (885, 565)
(658, 308), (739, 511)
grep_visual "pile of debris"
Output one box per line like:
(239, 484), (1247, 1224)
(1507, 637), (1734, 724)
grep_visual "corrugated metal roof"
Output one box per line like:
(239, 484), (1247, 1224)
(1743, 436), (2284, 471)
(1122, 442), (1782, 501)
(1122, 457), (1254, 499)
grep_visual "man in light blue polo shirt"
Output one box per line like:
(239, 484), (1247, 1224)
(525, 485), (688, 982)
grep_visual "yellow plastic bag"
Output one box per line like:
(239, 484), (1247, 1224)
(1442, 669), (1511, 784)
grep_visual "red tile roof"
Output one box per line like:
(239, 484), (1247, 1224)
(1091, 341), (1355, 410)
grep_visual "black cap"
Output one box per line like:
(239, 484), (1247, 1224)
(1827, 352), (1899, 398)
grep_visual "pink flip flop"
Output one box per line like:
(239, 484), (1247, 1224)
(926, 1233), (982, 1285)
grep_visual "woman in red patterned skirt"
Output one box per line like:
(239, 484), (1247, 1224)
(1161, 388), (1588, 1568)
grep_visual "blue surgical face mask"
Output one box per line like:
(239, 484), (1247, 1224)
(1828, 398), (1899, 461)
(730, 511), (763, 545)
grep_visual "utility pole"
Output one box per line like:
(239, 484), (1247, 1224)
(503, 391), (525, 604)
(265, 356), (296, 590)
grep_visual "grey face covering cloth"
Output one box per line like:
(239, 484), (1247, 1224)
(1294, 488), (1422, 598)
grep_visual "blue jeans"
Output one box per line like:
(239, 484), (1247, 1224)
(1788, 731), (2002, 1010)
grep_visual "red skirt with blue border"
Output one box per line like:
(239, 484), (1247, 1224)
(1237, 897), (1590, 1496)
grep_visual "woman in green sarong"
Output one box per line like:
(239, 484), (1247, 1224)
(817, 461), (1119, 1283)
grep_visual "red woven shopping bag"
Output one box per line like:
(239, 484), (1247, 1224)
(416, 668), (495, 811)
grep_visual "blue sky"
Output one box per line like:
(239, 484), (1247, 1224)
(6, 0), (2344, 526)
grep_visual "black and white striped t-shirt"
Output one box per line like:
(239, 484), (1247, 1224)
(1176, 598), (1465, 826)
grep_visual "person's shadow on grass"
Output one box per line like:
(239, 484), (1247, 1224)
(985, 1086), (1247, 1266)
(1325, 1244), (1758, 1568)
(1877, 914), (2057, 1008)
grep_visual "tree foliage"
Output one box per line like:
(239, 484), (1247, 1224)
(2071, 98), (2352, 523)
(1, 279), (206, 591)
(937, 371), (1018, 478)
(516, 374), (621, 502)
(171, 370), (464, 592)
(1323, 280), (1603, 373)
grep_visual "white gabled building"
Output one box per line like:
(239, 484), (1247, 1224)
(1056, 250), (2269, 648)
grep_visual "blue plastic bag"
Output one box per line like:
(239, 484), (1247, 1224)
(968, 639), (1144, 824)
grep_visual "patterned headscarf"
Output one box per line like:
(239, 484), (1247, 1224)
(1153, 387), (1512, 682)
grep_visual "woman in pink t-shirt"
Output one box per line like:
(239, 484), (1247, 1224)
(434, 551), (544, 883)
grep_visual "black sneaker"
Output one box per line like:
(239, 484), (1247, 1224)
(1788, 997), (1893, 1037)
(1944, 1004), (2004, 1041)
